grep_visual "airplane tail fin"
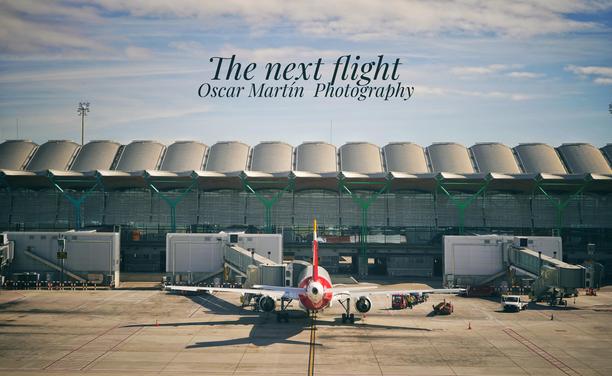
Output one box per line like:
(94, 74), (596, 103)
(313, 219), (319, 282)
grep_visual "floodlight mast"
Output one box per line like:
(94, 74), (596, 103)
(77, 102), (90, 145)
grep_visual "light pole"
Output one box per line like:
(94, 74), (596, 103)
(77, 102), (90, 145)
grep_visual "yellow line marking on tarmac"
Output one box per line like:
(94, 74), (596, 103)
(307, 312), (317, 376)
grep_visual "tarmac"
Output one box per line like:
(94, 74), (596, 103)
(0, 284), (611, 376)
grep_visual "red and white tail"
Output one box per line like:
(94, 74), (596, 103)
(312, 219), (319, 282)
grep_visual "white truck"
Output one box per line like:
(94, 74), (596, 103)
(501, 295), (528, 312)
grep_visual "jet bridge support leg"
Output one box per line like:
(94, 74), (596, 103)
(49, 176), (100, 230)
(338, 178), (390, 277)
(241, 176), (294, 234)
(435, 176), (490, 235)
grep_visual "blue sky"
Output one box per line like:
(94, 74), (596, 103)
(0, 0), (611, 148)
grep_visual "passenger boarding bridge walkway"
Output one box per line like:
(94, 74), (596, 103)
(223, 244), (284, 287)
(507, 246), (585, 304)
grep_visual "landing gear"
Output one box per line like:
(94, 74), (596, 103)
(276, 298), (292, 323)
(338, 298), (355, 324)
(341, 313), (355, 324)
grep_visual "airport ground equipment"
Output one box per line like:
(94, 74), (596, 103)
(165, 232), (282, 285)
(3, 231), (120, 285)
(501, 295), (528, 312)
(444, 235), (586, 305)
(432, 300), (453, 315)
(507, 247), (585, 305)
(391, 294), (412, 309)
(444, 235), (563, 287)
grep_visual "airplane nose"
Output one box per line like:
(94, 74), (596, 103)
(312, 287), (318, 295)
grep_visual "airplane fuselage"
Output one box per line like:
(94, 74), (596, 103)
(297, 265), (333, 311)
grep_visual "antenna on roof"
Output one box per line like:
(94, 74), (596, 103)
(16, 118), (19, 139)
(330, 120), (333, 145)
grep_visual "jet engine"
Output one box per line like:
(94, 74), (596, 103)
(258, 296), (276, 312)
(355, 296), (372, 313)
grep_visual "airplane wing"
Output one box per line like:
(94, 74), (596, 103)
(328, 285), (379, 295)
(166, 285), (306, 300)
(333, 287), (465, 298)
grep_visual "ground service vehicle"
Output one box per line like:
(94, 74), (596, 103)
(392, 294), (411, 309)
(501, 295), (528, 311)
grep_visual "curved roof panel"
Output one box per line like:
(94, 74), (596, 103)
(426, 143), (474, 173)
(295, 142), (338, 173)
(557, 143), (611, 174)
(250, 142), (293, 173)
(383, 142), (429, 173)
(514, 143), (566, 174)
(0, 140), (37, 170)
(160, 141), (208, 172)
(205, 141), (250, 172)
(71, 140), (121, 172)
(339, 142), (383, 173)
(114, 141), (164, 172)
(470, 143), (521, 174)
(26, 140), (80, 172)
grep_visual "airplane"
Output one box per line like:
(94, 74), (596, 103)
(166, 220), (464, 323)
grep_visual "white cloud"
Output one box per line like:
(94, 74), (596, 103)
(593, 77), (612, 85)
(106, 105), (211, 125)
(419, 85), (533, 101)
(0, 1), (107, 55)
(169, 41), (207, 56)
(216, 45), (344, 62)
(125, 46), (153, 60)
(88, 0), (610, 39)
(565, 65), (612, 77)
(451, 64), (512, 76)
(0, 65), (206, 84)
(565, 65), (612, 85)
(507, 71), (543, 78)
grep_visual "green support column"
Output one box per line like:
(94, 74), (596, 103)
(146, 177), (197, 233)
(436, 176), (491, 234)
(534, 179), (588, 234)
(338, 178), (390, 276)
(49, 176), (100, 230)
(0, 175), (12, 227)
(241, 176), (294, 233)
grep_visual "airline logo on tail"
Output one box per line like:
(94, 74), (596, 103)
(313, 219), (319, 282)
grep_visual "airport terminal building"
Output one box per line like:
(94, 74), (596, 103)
(1, 140), (611, 279)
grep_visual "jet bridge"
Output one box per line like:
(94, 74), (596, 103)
(223, 244), (284, 287)
(507, 246), (585, 304)
(166, 232), (284, 286)
(444, 235), (587, 303)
